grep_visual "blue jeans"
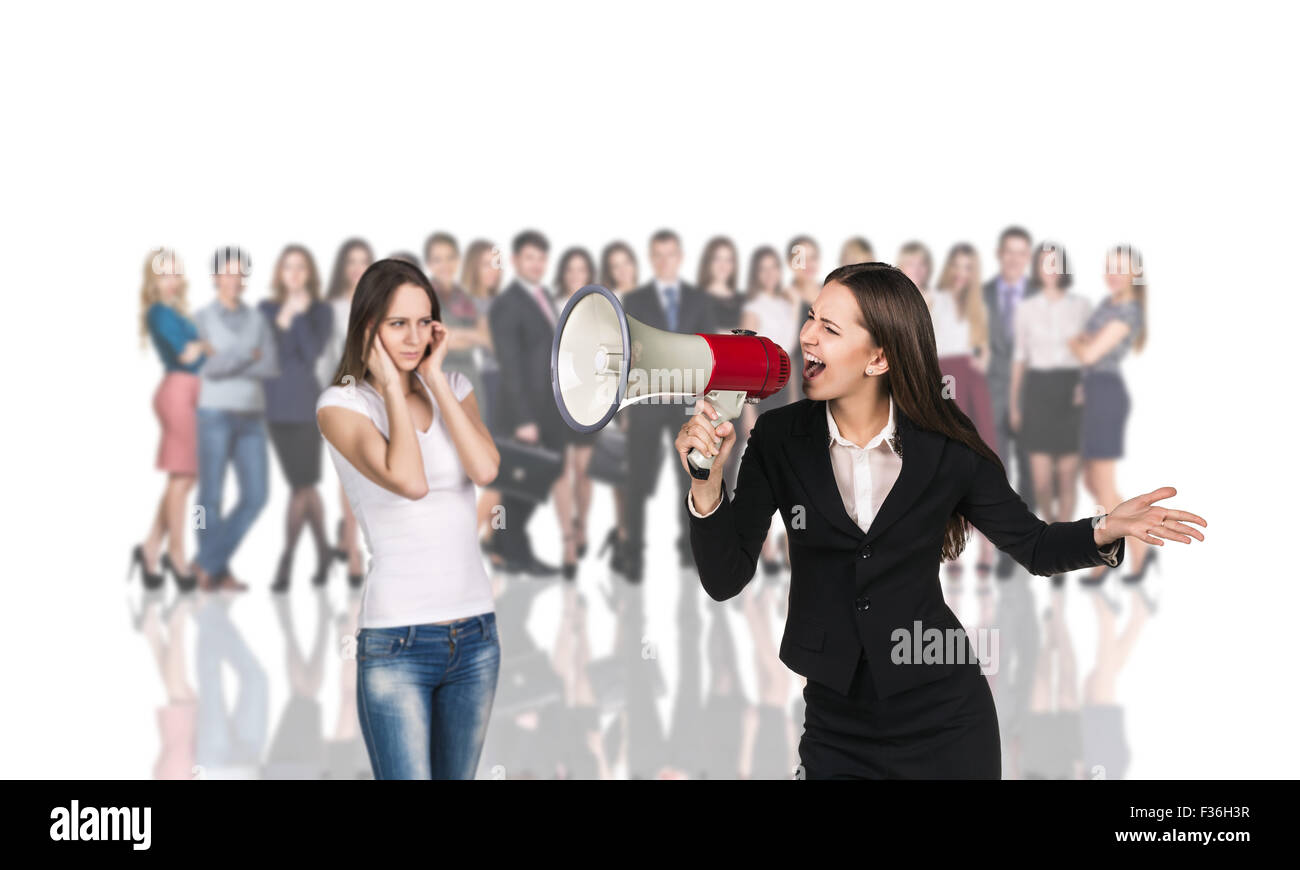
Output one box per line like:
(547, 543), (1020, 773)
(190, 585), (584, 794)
(356, 613), (500, 779)
(196, 408), (269, 577)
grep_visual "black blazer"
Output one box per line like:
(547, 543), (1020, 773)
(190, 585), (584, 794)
(487, 280), (563, 442)
(622, 280), (715, 334)
(685, 398), (1125, 698)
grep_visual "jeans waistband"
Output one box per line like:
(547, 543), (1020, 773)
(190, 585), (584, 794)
(357, 612), (495, 642)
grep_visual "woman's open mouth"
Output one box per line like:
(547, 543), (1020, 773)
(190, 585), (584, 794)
(803, 351), (826, 381)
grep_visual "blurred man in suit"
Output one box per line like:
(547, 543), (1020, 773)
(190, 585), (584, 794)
(621, 229), (717, 582)
(981, 225), (1038, 577)
(486, 230), (563, 576)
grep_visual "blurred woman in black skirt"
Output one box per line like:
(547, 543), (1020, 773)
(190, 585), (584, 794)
(259, 244), (334, 592)
(1009, 242), (1093, 582)
(594, 241), (640, 576)
(551, 246), (599, 579)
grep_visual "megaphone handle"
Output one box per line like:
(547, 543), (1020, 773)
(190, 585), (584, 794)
(687, 390), (748, 481)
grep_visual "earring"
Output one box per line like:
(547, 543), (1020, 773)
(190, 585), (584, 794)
(867, 367), (874, 375)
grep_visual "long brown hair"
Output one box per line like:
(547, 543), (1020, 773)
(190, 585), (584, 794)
(461, 239), (501, 300)
(271, 243), (322, 303)
(745, 245), (790, 302)
(325, 237), (374, 301)
(1108, 243), (1147, 353)
(696, 235), (739, 294)
(935, 242), (990, 350)
(599, 240), (638, 291)
(553, 246), (597, 301)
(824, 261), (1004, 561)
(328, 258), (442, 389)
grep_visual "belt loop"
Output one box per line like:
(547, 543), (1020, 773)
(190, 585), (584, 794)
(405, 624), (414, 647)
(477, 613), (487, 638)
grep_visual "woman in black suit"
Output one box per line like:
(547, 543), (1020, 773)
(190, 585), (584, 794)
(675, 261), (1206, 779)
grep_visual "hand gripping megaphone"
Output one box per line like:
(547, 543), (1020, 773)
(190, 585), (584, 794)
(551, 284), (790, 480)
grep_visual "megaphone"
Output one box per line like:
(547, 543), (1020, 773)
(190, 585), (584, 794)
(551, 284), (790, 480)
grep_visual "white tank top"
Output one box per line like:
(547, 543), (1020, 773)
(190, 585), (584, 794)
(315, 370), (494, 628)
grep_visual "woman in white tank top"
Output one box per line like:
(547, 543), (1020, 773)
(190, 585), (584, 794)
(315, 258), (501, 779)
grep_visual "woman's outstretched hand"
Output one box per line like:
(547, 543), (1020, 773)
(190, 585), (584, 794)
(1094, 486), (1207, 549)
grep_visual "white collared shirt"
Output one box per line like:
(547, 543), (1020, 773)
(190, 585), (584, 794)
(1012, 290), (1092, 369)
(688, 398), (902, 531)
(824, 397), (903, 534)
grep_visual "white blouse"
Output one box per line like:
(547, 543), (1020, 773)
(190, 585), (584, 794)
(316, 370), (495, 628)
(1012, 291), (1092, 369)
(690, 397), (903, 535)
(928, 290), (972, 358)
(743, 291), (801, 354)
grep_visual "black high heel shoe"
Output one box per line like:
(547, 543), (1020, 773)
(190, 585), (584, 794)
(1122, 547), (1160, 584)
(160, 553), (198, 593)
(596, 527), (617, 558)
(271, 552), (292, 594)
(313, 546), (333, 588)
(128, 544), (165, 591)
(597, 527), (627, 576)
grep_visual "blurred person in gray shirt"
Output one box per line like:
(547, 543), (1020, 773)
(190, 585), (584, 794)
(191, 246), (280, 591)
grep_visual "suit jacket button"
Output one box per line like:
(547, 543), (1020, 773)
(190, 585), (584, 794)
(855, 596), (870, 611)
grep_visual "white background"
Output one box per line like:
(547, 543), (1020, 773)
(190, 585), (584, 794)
(1, 0), (1296, 777)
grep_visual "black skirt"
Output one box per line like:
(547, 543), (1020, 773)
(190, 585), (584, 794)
(1021, 367), (1082, 455)
(268, 420), (323, 488)
(797, 653), (1001, 779)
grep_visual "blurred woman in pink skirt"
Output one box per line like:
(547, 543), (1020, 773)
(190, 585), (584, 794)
(133, 248), (209, 593)
(902, 241), (999, 586)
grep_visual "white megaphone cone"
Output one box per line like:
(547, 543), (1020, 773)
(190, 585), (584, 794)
(551, 284), (790, 480)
